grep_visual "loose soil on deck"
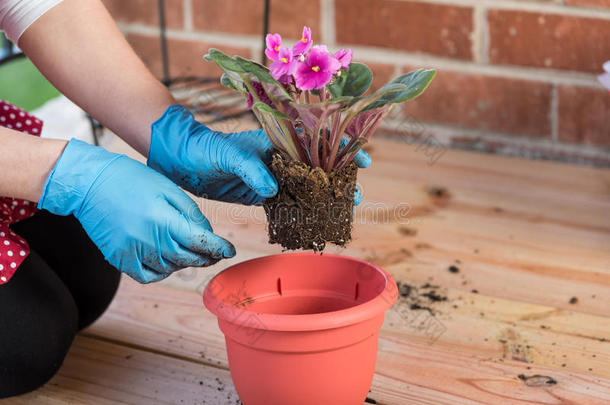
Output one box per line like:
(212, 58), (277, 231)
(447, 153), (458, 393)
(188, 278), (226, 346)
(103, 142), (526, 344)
(263, 153), (358, 251)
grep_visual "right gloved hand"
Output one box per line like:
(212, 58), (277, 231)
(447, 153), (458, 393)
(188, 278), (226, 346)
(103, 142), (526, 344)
(38, 139), (235, 283)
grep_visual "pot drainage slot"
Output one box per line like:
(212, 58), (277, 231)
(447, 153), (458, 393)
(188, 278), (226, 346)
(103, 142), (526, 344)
(277, 277), (282, 296)
(354, 282), (360, 301)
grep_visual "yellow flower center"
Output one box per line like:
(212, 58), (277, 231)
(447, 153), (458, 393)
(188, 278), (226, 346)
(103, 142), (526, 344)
(311, 66), (320, 72)
(274, 45), (280, 51)
(281, 57), (288, 63)
(301, 37), (308, 43)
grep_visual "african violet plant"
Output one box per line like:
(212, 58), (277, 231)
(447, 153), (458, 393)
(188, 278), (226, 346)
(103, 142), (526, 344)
(204, 26), (435, 251)
(204, 26), (435, 172)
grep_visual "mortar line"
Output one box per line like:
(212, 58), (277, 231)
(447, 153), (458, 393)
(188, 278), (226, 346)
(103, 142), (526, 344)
(550, 84), (559, 141)
(380, 117), (610, 156)
(183, 0), (193, 32)
(321, 0), (336, 46)
(479, 5), (489, 65)
(393, 0), (610, 20)
(472, 5), (485, 64)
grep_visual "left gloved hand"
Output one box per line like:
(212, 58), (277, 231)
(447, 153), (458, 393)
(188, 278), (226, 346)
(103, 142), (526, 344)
(148, 105), (371, 206)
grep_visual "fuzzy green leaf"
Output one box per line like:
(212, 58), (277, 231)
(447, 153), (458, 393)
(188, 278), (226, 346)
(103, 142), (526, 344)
(363, 69), (436, 111)
(233, 56), (292, 99)
(220, 73), (238, 90)
(252, 102), (291, 120)
(328, 62), (373, 98)
(346, 83), (408, 112)
(204, 48), (245, 73)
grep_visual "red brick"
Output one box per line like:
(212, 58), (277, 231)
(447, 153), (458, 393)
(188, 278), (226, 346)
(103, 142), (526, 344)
(489, 10), (610, 72)
(102, 0), (184, 29)
(126, 33), (252, 79)
(565, 0), (610, 7)
(192, 0), (320, 39)
(335, 0), (473, 60)
(558, 85), (610, 146)
(402, 70), (552, 137)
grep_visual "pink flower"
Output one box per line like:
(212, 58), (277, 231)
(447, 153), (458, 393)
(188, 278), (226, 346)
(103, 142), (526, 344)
(292, 26), (313, 60)
(270, 47), (297, 81)
(265, 33), (282, 61)
(334, 48), (353, 69)
(295, 45), (338, 90)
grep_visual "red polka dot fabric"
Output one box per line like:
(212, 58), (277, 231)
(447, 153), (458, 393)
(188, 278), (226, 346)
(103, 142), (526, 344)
(0, 100), (43, 285)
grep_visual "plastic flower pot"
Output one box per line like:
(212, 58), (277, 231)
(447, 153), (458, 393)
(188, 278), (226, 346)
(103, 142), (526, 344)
(203, 253), (398, 405)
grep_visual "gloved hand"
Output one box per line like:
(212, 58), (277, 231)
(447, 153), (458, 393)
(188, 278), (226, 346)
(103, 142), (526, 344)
(148, 105), (371, 206)
(38, 139), (235, 283)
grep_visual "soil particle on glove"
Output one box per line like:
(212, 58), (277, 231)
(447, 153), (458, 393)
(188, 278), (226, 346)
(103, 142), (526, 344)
(448, 265), (459, 273)
(569, 296), (578, 304)
(264, 153), (357, 251)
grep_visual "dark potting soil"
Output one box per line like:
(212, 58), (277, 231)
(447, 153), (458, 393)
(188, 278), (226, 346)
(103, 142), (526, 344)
(263, 153), (358, 251)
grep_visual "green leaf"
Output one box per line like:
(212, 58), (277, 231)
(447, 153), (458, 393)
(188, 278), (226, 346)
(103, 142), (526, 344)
(363, 69), (436, 111)
(220, 73), (238, 90)
(347, 137), (368, 153)
(204, 48), (245, 73)
(252, 102), (291, 120)
(328, 62), (373, 98)
(346, 83), (408, 112)
(233, 56), (292, 99)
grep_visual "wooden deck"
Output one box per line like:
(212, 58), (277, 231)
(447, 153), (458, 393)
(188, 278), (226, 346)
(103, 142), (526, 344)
(7, 136), (610, 404)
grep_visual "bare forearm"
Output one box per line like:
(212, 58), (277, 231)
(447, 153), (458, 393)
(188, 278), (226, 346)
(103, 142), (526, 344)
(18, 0), (175, 156)
(0, 128), (67, 201)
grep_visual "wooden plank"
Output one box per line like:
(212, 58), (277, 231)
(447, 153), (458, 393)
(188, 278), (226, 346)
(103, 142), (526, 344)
(90, 133), (610, 404)
(5, 335), (240, 405)
(85, 279), (610, 404)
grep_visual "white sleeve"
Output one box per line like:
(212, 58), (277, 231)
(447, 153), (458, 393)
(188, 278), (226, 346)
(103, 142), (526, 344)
(0, 0), (64, 43)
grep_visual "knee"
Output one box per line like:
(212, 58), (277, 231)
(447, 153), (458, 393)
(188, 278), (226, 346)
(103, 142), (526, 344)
(77, 267), (121, 330)
(0, 254), (78, 398)
(0, 299), (76, 398)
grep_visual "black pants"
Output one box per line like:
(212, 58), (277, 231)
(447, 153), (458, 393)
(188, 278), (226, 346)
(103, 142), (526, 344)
(0, 211), (121, 398)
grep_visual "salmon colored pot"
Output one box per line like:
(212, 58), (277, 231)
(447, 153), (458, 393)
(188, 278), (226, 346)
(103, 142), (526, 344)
(203, 253), (398, 405)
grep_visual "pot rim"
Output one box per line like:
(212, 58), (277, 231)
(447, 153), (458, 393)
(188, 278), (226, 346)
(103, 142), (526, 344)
(203, 253), (398, 332)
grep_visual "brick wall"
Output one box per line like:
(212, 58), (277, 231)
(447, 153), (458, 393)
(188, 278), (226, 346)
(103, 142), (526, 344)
(103, 0), (610, 166)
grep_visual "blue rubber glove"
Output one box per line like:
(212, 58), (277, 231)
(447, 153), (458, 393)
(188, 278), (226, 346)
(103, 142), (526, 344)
(148, 105), (371, 206)
(38, 139), (235, 283)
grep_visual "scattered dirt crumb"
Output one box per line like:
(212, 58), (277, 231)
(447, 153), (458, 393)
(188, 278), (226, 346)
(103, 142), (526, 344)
(415, 243), (432, 249)
(448, 265), (459, 273)
(398, 226), (418, 236)
(427, 186), (450, 198)
(365, 398), (377, 404)
(517, 374), (557, 387)
(426, 186), (451, 207)
(471, 289), (479, 294)
(569, 297), (578, 304)
(395, 280), (448, 315)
